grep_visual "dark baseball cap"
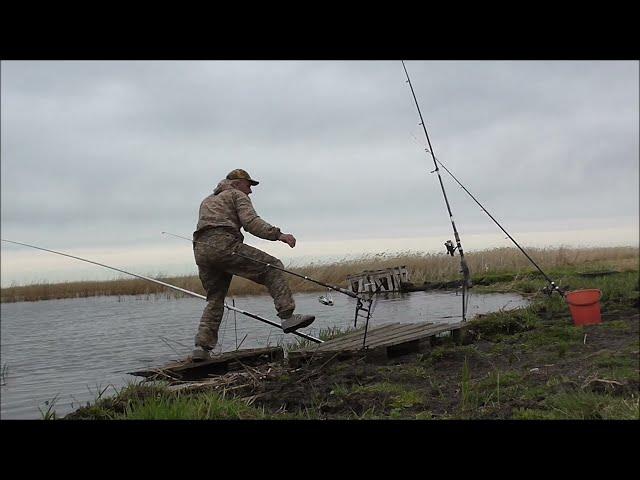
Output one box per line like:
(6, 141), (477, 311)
(226, 168), (259, 186)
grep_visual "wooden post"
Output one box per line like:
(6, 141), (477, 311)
(385, 273), (393, 292)
(393, 267), (402, 290)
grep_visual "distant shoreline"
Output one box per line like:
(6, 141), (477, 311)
(2, 246), (638, 303)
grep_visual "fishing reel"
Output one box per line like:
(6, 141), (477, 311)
(542, 282), (566, 297)
(445, 240), (458, 256)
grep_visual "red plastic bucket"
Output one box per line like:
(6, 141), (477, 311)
(565, 289), (602, 326)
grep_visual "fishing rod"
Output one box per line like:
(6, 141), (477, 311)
(0, 238), (322, 344)
(431, 156), (565, 296)
(162, 231), (383, 340)
(402, 61), (472, 322)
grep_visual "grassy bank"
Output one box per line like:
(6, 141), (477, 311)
(2, 245), (638, 303)
(63, 266), (639, 420)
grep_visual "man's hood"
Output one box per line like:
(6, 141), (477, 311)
(213, 179), (236, 195)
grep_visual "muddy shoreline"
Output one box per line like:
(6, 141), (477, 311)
(61, 268), (640, 420)
(66, 306), (639, 420)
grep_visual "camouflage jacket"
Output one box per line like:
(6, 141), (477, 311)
(194, 179), (281, 241)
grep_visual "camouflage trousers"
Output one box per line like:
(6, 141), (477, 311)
(193, 228), (295, 350)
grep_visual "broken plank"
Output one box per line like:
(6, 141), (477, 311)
(129, 346), (284, 381)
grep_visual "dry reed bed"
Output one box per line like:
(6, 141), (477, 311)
(2, 246), (638, 303)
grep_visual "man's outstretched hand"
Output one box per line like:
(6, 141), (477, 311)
(278, 233), (296, 248)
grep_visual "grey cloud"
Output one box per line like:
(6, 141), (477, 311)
(1, 60), (638, 272)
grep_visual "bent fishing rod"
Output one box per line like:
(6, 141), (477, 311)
(402, 61), (472, 322)
(429, 155), (564, 296)
(162, 231), (382, 332)
(0, 238), (322, 344)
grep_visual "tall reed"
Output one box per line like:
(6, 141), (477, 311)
(2, 246), (637, 303)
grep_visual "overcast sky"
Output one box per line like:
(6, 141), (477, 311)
(1, 60), (638, 286)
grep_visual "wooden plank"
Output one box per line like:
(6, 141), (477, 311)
(310, 323), (404, 351)
(325, 323), (400, 345)
(332, 323), (435, 351)
(171, 347), (281, 373)
(391, 269), (399, 290)
(366, 278), (375, 293)
(315, 322), (410, 348)
(385, 274), (393, 292)
(329, 322), (459, 353)
(401, 266), (409, 282)
(313, 323), (413, 352)
(299, 321), (464, 355)
(296, 326), (379, 353)
(358, 323), (462, 359)
(361, 323), (447, 349)
(316, 323), (435, 352)
(288, 322), (465, 365)
(130, 346), (283, 379)
(383, 322), (464, 349)
(368, 323), (460, 349)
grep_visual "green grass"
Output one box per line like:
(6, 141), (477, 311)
(65, 380), (270, 420)
(601, 320), (631, 331)
(512, 392), (639, 420)
(467, 306), (541, 341)
(120, 391), (265, 420)
(330, 381), (428, 417)
(459, 357), (472, 413)
(478, 269), (639, 304)
(39, 394), (60, 420)
(591, 352), (638, 382)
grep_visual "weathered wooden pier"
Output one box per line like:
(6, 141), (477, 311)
(129, 346), (284, 381)
(130, 322), (465, 381)
(346, 266), (410, 294)
(287, 321), (464, 367)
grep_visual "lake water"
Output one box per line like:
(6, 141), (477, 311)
(0, 290), (528, 419)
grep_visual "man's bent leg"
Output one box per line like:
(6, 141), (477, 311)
(263, 262), (297, 319)
(215, 242), (315, 333)
(228, 244), (315, 333)
(231, 243), (295, 318)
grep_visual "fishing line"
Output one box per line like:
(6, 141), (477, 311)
(424, 148), (564, 296)
(216, 307), (231, 354)
(404, 68), (563, 297)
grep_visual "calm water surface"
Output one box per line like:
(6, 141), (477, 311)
(0, 290), (528, 419)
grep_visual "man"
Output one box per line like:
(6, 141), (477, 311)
(191, 168), (315, 361)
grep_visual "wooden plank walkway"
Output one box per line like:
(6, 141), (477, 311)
(287, 321), (463, 367)
(129, 346), (284, 381)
